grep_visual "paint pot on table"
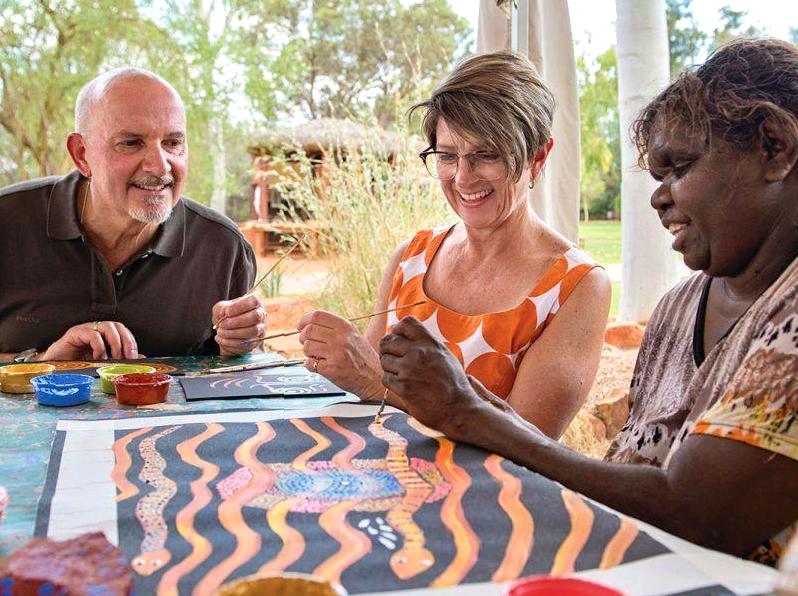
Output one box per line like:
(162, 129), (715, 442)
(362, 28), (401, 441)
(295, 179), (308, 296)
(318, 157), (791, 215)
(218, 572), (347, 596)
(97, 364), (156, 394)
(31, 374), (93, 407)
(0, 486), (7, 527)
(113, 372), (171, 406)
(506, 576), (625, 596)
(0, 363), (56, 394)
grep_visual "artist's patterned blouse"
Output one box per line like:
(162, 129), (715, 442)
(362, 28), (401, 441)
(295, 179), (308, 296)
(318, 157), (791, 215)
(605, 258), (798, 566)
(385, 225), (597, 399)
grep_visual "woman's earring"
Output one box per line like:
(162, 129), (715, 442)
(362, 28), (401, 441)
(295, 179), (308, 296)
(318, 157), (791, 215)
(528, 178), (536, 190)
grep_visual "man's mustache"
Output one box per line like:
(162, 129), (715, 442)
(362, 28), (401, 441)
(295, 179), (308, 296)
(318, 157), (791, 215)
(129, 175), (174, 188)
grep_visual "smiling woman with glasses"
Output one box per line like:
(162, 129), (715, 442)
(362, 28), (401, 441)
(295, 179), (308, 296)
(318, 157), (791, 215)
(296, 51), (611, 438)
(418, 148), (507, 181)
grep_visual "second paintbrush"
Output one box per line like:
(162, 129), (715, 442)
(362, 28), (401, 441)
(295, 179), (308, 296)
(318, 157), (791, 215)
(252, 299), (429, 343)
(213, 233), (307, 331)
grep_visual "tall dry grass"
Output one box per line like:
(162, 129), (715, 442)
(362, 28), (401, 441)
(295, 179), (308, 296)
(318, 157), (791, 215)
(271, 131), (452, 323)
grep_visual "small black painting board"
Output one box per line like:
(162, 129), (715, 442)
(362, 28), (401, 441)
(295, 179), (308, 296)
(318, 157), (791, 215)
(179, 370), (347, 401)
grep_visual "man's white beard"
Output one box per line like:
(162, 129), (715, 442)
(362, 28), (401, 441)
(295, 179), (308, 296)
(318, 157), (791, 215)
(129, 196), (172, 225)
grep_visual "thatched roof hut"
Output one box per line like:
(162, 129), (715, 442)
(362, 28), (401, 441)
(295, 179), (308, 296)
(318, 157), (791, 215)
(248, 118), (404, 158)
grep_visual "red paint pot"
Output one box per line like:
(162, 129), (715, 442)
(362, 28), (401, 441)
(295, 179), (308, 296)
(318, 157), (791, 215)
(113, 372), (171, 406)
(507, 576), (625, 596)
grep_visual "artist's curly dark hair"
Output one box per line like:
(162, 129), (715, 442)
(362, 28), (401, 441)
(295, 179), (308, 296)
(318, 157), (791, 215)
(633, 38), (798, 168)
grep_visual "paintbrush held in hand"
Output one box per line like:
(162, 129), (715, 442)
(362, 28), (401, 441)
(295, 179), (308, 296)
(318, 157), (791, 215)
(213, 234), (307, 331)
(186, 357), (306, 377)
(257, 300), (429, 342)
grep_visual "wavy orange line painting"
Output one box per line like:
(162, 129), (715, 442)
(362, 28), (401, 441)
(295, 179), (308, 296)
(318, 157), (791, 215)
(600, 516), (639, 569)
(314, 499), (372, 584)
(551, 489), (595, 576)
(196, 422), (276, 594)
(431, 437), (479, 588)
(99, 413), (672, 595)
(110, 427), (152, 503)
(157, 423), (224, 596)
(484, 454), (533, 582)
(258, 498), (305, 575)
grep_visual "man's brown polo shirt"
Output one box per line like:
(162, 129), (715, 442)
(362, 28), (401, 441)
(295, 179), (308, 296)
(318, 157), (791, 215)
(0, 170), (256, 356)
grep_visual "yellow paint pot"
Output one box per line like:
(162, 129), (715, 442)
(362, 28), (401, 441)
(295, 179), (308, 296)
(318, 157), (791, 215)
(97, 364), (156, 394)
(0, 363), (56, 394)
(217, 573), (347, 596)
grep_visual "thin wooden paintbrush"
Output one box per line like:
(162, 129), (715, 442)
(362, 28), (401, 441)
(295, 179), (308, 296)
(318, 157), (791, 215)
(256, 299), (429, 342)
(186, 357), (306, 377)
(213, 233), (307, 331)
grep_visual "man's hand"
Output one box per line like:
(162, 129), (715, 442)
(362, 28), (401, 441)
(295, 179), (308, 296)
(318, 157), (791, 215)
(379, 316), (481, 438)
(40, 321), (140, 360)
(213, 294), (266, 355)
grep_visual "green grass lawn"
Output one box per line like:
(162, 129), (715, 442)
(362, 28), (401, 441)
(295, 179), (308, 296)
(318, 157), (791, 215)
(579, 220), (622, 318)
(578, 220), (621, 264)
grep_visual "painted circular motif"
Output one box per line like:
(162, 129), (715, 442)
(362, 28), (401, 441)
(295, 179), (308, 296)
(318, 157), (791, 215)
(275, 469), (403, 500)
(47, 361), (94, 371)
(143, 363), (177, 374)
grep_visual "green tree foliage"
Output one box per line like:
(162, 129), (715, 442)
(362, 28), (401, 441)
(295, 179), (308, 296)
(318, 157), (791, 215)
(709, 6), (761, 50)
(578, 0), (767, 219)
(0, 0), (168, 180)
(577, 47), (620, 220)
(667, 0), (762, 77)
(667, 0), (706, 75)
(239, 0), (471, 126)
(0, 0), (468, 202)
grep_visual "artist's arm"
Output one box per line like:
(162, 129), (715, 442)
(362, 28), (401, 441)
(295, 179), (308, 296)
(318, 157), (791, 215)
(297, 241), (408, 401)
(506, 268), (610, 438)
(379, 317), (798, 555)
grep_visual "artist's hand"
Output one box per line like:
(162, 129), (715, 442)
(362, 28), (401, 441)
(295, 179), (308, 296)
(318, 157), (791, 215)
(379, 316), (481, 439)
(298, 310), (384, 401)
(39, 321), (140, 360)
(213, 294), (266, 356)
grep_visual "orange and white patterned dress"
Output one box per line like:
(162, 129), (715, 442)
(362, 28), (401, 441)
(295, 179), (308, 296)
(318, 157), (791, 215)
(386, 225), (598, 399)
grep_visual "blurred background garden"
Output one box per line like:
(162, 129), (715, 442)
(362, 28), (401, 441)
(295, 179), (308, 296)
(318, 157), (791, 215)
(3, 0), (796, 453)
(3, 1), (794, 315)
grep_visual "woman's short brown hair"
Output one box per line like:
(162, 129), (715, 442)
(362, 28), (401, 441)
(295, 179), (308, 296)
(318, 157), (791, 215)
(409, 51), (555, 182)
(633, 38), (798, 167)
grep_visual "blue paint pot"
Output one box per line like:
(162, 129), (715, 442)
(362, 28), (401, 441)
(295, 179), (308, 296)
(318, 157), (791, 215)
(31, 374), (93, 407)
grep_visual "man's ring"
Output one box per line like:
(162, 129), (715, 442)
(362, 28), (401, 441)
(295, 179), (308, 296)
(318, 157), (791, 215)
(91, 321), (100, 332)
(312, 358), (319, 374)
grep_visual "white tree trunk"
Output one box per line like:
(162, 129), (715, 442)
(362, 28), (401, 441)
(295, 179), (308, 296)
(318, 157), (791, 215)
(616, 0), (680, 322)
(210, 115), (226, 216)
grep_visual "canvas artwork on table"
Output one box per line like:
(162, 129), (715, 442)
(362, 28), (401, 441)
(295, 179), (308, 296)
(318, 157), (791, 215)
(36, 406), (673, 595)
(179, 371), (347, 401)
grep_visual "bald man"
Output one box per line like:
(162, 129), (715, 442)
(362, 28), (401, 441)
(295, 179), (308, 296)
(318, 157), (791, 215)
(0, 68), (265, 361)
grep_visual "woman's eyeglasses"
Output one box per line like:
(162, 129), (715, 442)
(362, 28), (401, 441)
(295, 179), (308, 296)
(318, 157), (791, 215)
(419, 148), (508, 181)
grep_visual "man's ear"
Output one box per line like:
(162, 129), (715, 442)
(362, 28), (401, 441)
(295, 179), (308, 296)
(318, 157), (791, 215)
(759, 120), (798, 182)
(66, 132), (91, 178)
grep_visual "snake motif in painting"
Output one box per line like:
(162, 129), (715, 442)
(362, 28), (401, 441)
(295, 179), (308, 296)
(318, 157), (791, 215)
(130, 426), (179, 576)
(215, 415), (450, 580)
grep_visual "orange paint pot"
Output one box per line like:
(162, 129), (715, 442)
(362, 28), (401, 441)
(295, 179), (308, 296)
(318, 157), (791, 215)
(0, 363), (56, 394)
(507, 576), (625, 596)
(218, 572), (347, 596)
(113, 372), (171, 406)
